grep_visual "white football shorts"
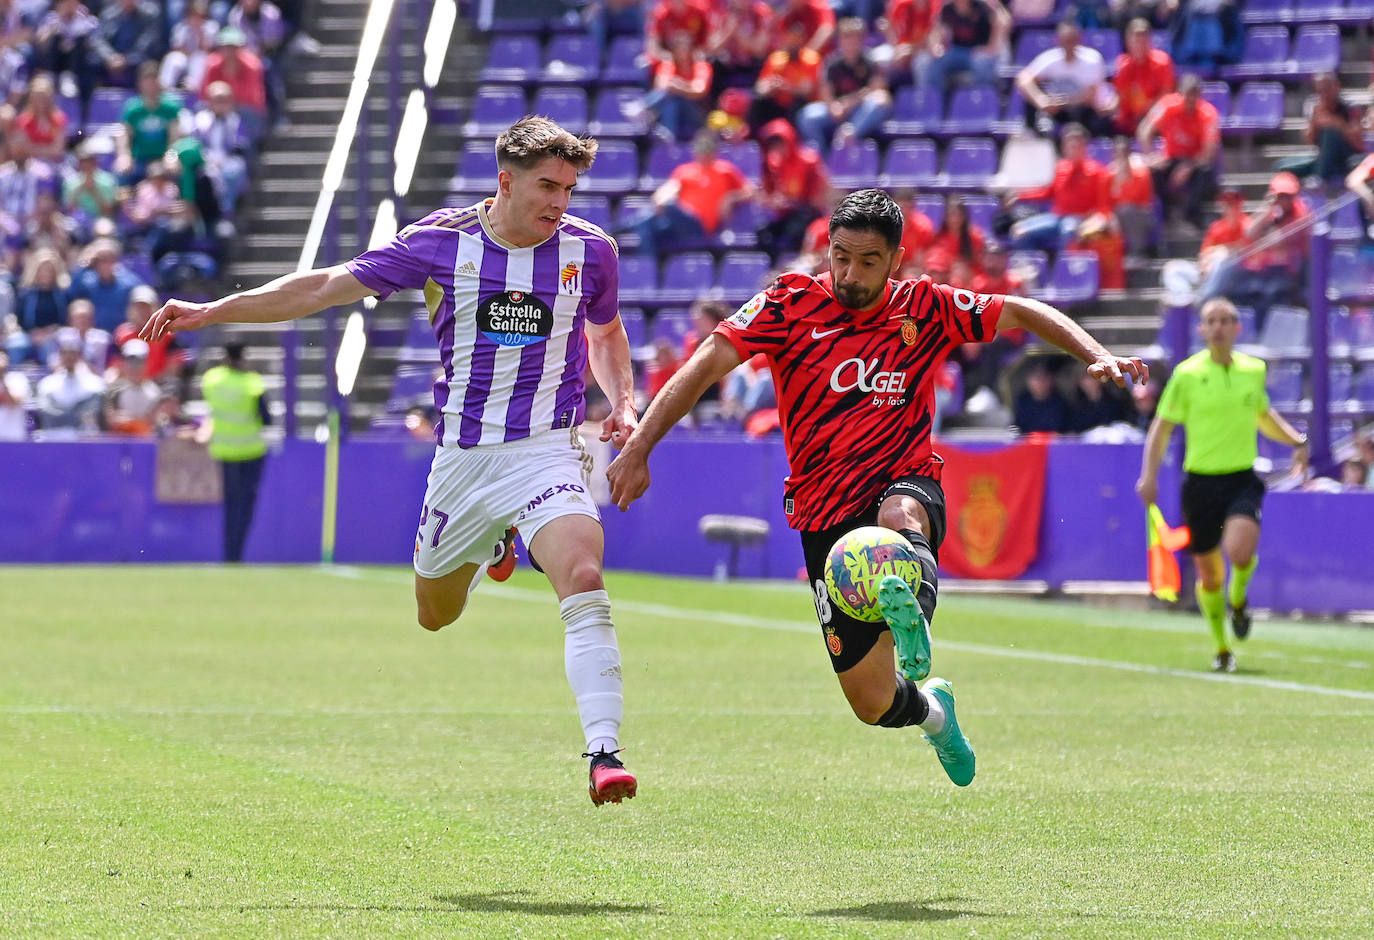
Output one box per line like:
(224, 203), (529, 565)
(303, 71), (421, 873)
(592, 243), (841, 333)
(413, 426), (601, 579)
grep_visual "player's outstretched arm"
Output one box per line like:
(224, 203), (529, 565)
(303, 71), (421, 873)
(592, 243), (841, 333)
(606, 333), (742, 511)
(586, 315), (638, 448)
(139, 265), (377, 341)
(998, 295), (1149, 388)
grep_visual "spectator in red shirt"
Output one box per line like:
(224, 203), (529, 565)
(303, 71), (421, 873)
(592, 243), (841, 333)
(1136, 74), (1219, 231)
(639, 32), (713, 141)
(748, 20), (823, 133)
(1009, 123), (1111, 252)
(113, 284), (188, 385)
(795, 18), (892, 153)
(1114, 18), (1174, 136)
(647, 0), (715, 63)
(706, 0), (773, 92)
(1202, 174), (1310, 323)
(1068, 212), (1125, 290)
(1104, 134), (1156, 261)
(873, 0), (937, 82)
(923, 193), (986, 281)
(200, 27), (266, 122)
(1195, 189), (1248, 298)
(771, 0), (836, 54)
(623, 131), (753, 255)
(10, 73), (68, 164)
(757, 118), (829, 256)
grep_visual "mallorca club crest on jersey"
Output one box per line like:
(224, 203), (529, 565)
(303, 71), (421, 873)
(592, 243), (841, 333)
(900, 316), (918, 346)
(476, 289), (554, 347)
(958, 474), (1008, 568)
(560, 261), (581, 294)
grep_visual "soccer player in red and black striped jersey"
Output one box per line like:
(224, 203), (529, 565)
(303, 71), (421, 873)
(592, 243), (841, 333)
(608, 190), (1147, 786)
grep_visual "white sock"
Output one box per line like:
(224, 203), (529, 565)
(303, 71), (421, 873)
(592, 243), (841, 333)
(560, 589), (623, 754)
(918, 690), (945, 734)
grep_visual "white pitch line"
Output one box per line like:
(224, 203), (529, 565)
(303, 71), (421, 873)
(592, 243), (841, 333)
(321, 567), (1374, 704)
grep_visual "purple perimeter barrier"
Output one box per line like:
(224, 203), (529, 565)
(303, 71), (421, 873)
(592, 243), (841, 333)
(2, 436), (1371, 614)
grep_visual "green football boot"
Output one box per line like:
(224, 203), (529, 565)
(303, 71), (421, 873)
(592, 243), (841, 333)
(877, 574), (930, 681)
(922, 678), (975, 787)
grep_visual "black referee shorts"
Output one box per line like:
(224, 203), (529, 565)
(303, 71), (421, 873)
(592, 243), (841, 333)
(799, 474), (947, 674)
(1180, 469), (1265, 555)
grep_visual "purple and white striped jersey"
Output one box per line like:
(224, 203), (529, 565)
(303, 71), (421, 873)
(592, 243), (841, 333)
(346, 200), (620, 448)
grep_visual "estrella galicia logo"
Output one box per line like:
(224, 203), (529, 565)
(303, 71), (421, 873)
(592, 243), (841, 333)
(477, 290), (553, 347)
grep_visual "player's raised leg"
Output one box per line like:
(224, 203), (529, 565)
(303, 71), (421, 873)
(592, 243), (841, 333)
(874, 489), (940, 681)
(1222, 514), (1260, 641)
(528, 513), (636, 806)
(836, 637), (975, 787)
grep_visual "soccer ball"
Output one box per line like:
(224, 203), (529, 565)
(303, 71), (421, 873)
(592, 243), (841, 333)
(823, 526), (922, 622)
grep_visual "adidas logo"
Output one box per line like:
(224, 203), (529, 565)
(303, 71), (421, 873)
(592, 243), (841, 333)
(456, 260), (478, 277)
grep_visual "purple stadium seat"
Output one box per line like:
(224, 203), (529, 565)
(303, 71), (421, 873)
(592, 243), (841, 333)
(1328, 248), (1373, 302)
(1330, 201), (1363, 242)
(87, 87), (128, 130)
(567, 195), (612, 231)
(941, 137), (998, 188)
(404, 313), (432, 351)
(1267, 361), (1303, 406)
(1356, 367), (1374, 409)
(619, 307), (647, 350)
(481, 35), (541, 83)
(619, 255), (658, 305)
(1329, 363), (1354, 403)
(388, 365), (437, 410)
(718, 201), (770, 249)
(1259, 305), (1310, 352)
(962, 194), (1000, 236)
(1012, 29), (1056, 70)
(452, 143), (498, 191)
(641, 139), (690, 190)
(995, 88), (1027, 135)
(578, 140), (639, 194)
(1083, 28), (1122, 65)
(651, 308), (693, 345)
(1040, 251), (1099, 303)
(1222, 26), (1289, 79)
(1086, 137), (1115, 166)
(915, 193), (944, 228)
(462, 85), (526, 137)
(827, 139), (880, 190)
(601, 34), (649, 85)
(532, 86), (588, 136)
(588, 87), (645, 138)
(718, 140), (762, 181)
(58, 93), (81, 129)
(1345, 0), (1374, 23)
(1292, 0), (1344, 22)
(881, 86), (942, 136)
(1225, 81), (1284, 132)
(880, 139), (938, 188)
(1152, 30), (1172, 54)
(1291, 24), (1340, 74)
(610, 194), (651, 250)
(1200, 81), (1232, 117)
(659, 252), (716, 303)
(941, 86), (999, 135)
(1328, 306), (1353, 356)
(717, 252), (772, 302)
(1242, 0), (1294, 22)
(1009, 250), (1049, 289)
(540, 34), (599, 84)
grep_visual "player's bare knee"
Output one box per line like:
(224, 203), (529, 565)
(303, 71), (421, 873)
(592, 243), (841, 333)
(416, 599), (464, 631)
(562, 558), (605, 596)
(843, 687), (892, 725)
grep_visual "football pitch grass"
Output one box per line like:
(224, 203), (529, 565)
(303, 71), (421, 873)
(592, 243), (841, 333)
(4, 566), (1374, 938)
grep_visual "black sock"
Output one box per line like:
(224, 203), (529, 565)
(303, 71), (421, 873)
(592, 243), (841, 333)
(898, 528), (939, 624)
(876, 674), (929, 728)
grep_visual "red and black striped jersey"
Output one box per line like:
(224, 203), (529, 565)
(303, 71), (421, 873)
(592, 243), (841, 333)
(714, 271), (1005, 531)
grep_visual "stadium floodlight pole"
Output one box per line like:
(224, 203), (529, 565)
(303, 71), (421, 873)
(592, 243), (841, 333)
(322, 311), (368, 563)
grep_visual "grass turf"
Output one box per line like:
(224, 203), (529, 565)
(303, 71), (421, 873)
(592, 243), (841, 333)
(3, 565), (1373, 938)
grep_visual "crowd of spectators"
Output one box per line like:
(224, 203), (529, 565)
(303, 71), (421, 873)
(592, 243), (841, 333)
(0, 0), (303, 440)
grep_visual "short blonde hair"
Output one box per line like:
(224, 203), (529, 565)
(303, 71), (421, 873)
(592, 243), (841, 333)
(495, 116), (598, 174)
(1199, 297), (1240, 322)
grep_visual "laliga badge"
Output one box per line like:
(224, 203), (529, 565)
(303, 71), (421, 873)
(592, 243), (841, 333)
(900, 316), (918, 346)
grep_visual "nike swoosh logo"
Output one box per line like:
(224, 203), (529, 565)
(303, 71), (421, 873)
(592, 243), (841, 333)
(811, 327), (842, 339)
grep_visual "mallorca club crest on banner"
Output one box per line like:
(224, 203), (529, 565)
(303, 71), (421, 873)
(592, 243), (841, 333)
(939, 437), (1048, 579)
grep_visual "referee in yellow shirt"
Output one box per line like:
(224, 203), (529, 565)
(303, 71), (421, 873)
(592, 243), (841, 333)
(1137, 298), (1308, 672)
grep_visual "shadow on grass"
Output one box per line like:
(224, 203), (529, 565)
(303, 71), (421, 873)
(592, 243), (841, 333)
(435, 890), (658, 916)
(809, 897), (991, 923)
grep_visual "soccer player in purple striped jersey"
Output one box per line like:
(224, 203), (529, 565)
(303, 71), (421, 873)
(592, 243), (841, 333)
(139, 118), (640, 806)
